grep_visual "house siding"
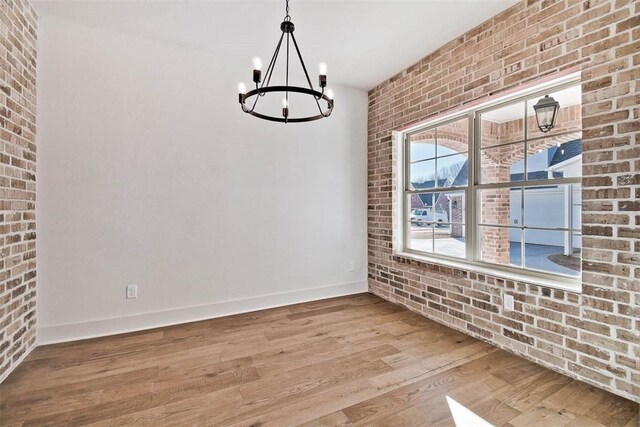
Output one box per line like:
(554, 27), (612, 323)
(368, 0), (639, 402)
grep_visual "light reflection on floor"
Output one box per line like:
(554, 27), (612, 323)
(446, 396), (494, 427)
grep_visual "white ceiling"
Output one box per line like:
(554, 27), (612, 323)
(33, 0), (518, 91)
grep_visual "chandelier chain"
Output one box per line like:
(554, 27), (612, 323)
(285, 0), (290, 20)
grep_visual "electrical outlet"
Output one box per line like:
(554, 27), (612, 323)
(349, 261), (355, 272)
(503, 293), (514, 311)
(126, 284), (137, 299)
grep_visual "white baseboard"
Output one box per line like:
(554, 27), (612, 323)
(37, 280), (368, 345)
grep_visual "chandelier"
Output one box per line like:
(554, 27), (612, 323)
(237, 0), (334, 123)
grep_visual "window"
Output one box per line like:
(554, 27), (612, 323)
(405, 116), (469, 259)
(401, 78), (582, 285)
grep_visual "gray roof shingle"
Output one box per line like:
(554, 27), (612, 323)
(549, 139), (582, 167)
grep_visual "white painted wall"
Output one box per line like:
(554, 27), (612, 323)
(36, 15), (368, 343)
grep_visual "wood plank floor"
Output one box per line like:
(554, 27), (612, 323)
(0, 293), (637, 426)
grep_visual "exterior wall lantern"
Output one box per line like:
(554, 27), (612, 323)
(533, 95), (560, 133)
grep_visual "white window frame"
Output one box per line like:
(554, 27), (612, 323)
(396, 74), (582, 291)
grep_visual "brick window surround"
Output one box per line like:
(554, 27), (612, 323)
(368, 0), (639, 402)
(403, 88), (583, 274)
(0, 0), (38, 383)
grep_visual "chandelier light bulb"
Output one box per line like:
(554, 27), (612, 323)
(318, 62), (327, 75)
(282, 98), (289, 108)
(238, 82), (246, 94)
(326, 89), (334, 100)
(252, 57), (263, 71)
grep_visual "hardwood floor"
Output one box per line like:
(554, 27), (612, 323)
(0, 293), (637, 426)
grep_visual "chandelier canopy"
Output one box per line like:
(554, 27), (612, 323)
(237, 0), (334, 124)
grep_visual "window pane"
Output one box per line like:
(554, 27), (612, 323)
(524, 230), (581, 277)
(409, 159), (436, 188)
(434, 224), (466, 258)
(409, 118), (469, 189)
(480, 101), (525, 147)
(407, 222), (433, 253)
(526, 85), (582, 140)
(480, 143), (524, 183)
(526, 138), (582, 181)
(524, 184), (581, 229)
(408, 128), (436, 162)
(436, 117), (469, 157)
(479, 225), (522, 267)
(438, 153), (468, 187)
(478, 187), (520, 226)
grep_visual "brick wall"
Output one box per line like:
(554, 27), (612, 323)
(368, 0), (639, 402)
(0, 0), (37, 383)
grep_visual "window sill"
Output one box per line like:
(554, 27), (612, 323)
(393, 251), (582, 293)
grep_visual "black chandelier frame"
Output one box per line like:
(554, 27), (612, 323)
(238, 1), (334, 123)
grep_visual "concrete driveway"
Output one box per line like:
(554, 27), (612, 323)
(409, 228), (580, 276)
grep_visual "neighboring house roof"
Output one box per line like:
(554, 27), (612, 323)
(411, 179), (447, 190)
(417, 193), (437, 206)
(451, 161), (469, 187)
(410, 180), (448, 207)
(549, 139), (582, 167)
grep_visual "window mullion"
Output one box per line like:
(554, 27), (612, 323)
(434, 128), (438, 188)
(521, 100), (527, 269)
(403, 134), (410, 251)
(468, 112), (476, 263)
(524, 100), (528, 183)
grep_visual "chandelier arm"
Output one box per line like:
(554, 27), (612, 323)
(246, 41), (281, 113)
(290, 32), (315, 92)
(240, 86), (261, 113)
(313, 96), (328, 117)
(245, 90), (262, 113)
(261, 31), (285, 92)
